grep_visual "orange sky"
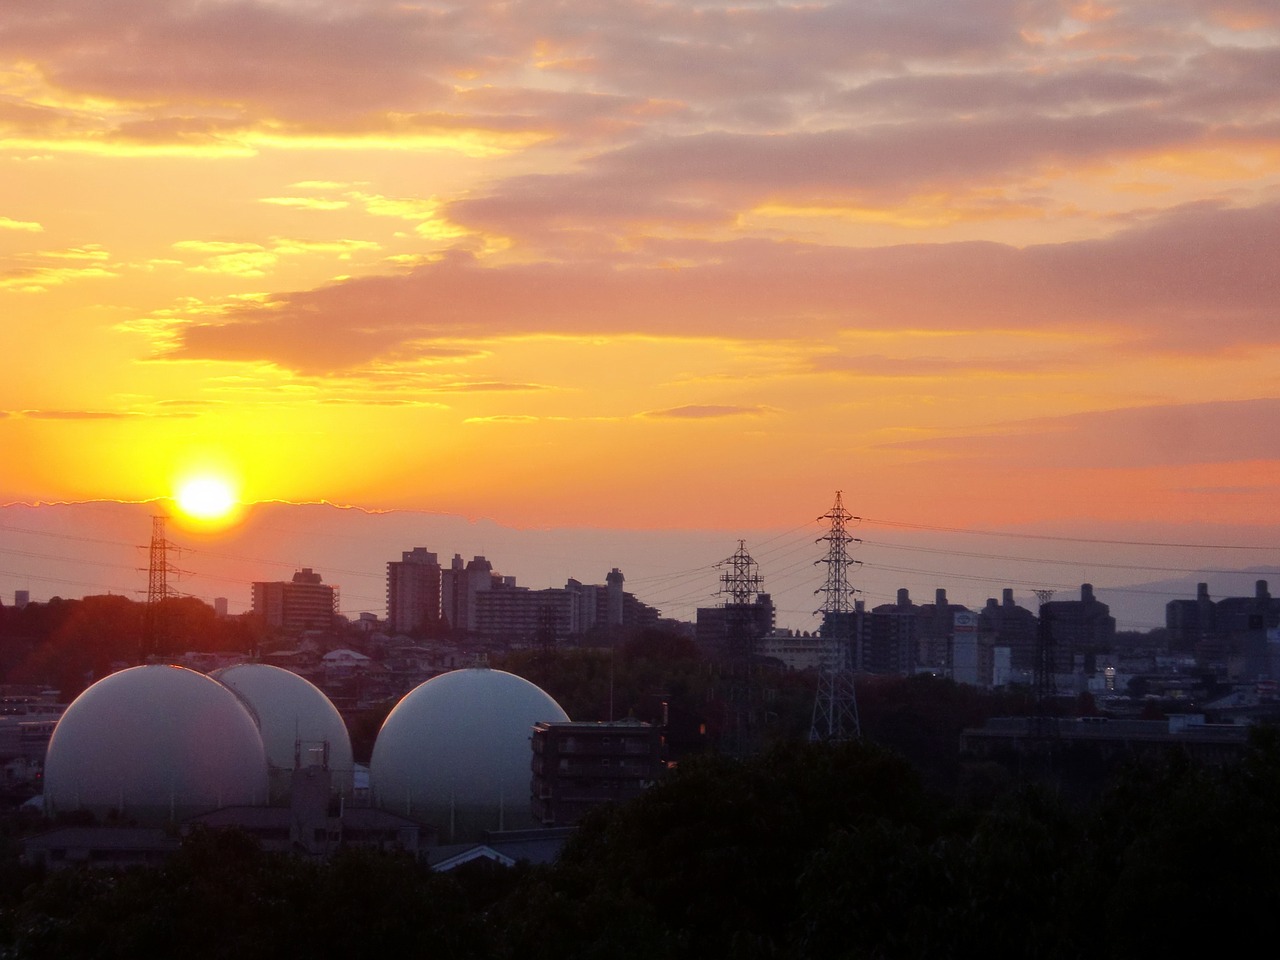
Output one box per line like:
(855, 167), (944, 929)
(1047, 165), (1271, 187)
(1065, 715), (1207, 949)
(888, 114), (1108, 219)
(3, 0), (1279, 536)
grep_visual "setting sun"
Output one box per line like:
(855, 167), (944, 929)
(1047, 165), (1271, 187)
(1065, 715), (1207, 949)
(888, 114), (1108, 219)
(174, 476), (239, 525)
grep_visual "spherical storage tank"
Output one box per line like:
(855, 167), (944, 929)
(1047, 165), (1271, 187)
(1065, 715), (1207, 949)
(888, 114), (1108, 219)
(43, 664), (268, 819)
(370, 668), (568, 830)
(212, 663), (355, 800)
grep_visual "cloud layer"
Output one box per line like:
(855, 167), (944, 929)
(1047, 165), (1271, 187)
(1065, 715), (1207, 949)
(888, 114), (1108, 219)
(154, 199), (1280, 374)
(1, 0), (1278, 527)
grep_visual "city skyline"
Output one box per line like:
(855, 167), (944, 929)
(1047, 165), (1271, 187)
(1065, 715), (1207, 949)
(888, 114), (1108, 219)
(2, 498), (1276, 632)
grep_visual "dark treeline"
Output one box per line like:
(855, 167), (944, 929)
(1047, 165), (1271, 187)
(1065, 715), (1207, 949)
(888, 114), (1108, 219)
(0, 596), (256, 699)
(497, 638), (1035, 782)
(0, 594), (1035, 775)
(4, 732), (1280, 959)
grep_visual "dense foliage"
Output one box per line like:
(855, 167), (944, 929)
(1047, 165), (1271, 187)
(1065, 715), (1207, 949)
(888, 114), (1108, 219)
(0, 596), (256, 699)
(4, 731), (1280, 959)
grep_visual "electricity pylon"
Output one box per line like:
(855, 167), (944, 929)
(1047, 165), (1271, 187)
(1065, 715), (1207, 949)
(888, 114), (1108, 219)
(717, 540), (765, 756)
(142, 514), (178, 662)
(810, 491), (861, 741)
(719, 540), (763, 660)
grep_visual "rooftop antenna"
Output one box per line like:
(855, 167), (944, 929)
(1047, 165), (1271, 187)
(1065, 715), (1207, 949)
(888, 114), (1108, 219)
(809, 491), (862, 742)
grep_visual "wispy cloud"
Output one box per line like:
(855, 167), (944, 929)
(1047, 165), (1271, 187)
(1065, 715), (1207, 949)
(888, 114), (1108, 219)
(430, 381), (549, 393)
(811, 354), (1076, 379)
(641, 404), (773, 420)
(464, 414), (542, 424)
(18, 409), (137, 420)
(318, 398), (448, 408)
(260, 197), (350, 211)
(0, 244), (118, 291)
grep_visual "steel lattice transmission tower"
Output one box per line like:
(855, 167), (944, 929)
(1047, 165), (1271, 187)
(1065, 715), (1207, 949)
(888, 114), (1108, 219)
(142, 514), (177, 662)
(719, 540), (763, 652)
(720, 540), (763, 601)
(809, 491), (861, 742)
(717, 540), (766, 756)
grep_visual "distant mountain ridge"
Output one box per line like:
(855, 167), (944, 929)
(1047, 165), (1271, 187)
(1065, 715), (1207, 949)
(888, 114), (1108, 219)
(1096, 568), (1280, 633)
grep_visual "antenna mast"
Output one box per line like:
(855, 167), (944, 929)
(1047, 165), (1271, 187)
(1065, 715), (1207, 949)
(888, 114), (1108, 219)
(809, 491), (861, 742)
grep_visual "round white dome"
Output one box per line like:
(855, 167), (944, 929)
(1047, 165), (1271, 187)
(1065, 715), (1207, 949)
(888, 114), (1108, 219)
(212, 663), (355, 799)
(43, 665), (268, 818)
(370, 668), (568, 822)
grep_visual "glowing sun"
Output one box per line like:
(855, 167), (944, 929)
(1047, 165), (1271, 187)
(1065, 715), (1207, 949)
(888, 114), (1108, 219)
(174, 476), (238, 523)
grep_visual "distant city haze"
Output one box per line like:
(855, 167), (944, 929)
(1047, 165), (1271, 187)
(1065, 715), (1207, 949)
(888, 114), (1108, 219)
(2, 500), (1276, 632)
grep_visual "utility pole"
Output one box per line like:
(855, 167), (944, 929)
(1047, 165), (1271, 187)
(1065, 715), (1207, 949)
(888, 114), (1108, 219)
(809, 491), (861, 742)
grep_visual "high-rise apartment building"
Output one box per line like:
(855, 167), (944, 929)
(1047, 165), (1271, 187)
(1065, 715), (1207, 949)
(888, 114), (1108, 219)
(439, 554), (500, 633)
(386, 548), (443, 635)
(695, 594), (775, 660)
(1041, 583), (1116, 666)
(473, 569), (658, 643)
(978, 589), (1037, 673)
(251, 568), (338, 634)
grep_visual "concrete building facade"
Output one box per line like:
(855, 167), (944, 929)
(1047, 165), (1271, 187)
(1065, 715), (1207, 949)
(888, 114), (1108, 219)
(386, 547), (443, 635)
(530, 720), (664, 826)
(251, 568), (338, 634)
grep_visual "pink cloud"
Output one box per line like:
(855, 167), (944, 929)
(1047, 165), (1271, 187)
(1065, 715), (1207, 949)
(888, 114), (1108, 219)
(0, 1), (458, 121)
(565, 0), (1049, 104)
(450, 110), (1218, 243)
(1, 0), (1273, 161)
(158, 200), (1280, 373)
(1176, 46), (1280, 117)
(835, 69), (1172, 118)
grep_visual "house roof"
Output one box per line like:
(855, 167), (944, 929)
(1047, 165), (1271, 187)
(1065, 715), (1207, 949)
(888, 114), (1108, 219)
(427, 844), (515, 871)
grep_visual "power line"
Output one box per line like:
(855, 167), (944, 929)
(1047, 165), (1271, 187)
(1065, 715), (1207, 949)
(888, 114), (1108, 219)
(858, 516), (1272, 550)
(861, 537), (1275, 576)
(3, 506), (1275, 630)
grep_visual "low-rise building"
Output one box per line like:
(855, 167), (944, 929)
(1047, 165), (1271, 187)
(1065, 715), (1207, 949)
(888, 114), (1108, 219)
(531, 720), (664, 826)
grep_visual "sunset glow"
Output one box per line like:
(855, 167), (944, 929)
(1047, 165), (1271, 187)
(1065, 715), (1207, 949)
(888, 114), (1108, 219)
(175, 477), (236, 522)
(0, 0), (1276, 538)
(171, 474), (242, 531)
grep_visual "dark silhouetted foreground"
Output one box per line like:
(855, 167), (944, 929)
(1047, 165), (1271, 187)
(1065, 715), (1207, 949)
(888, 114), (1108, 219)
(3, 730), (1280, 959)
